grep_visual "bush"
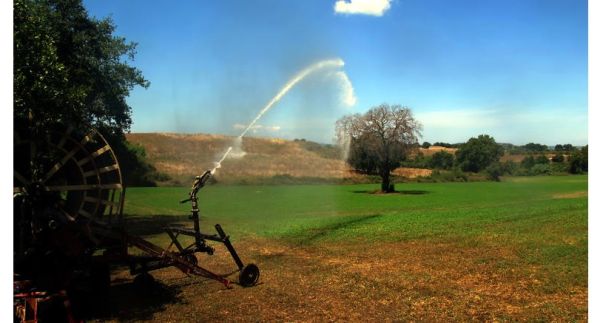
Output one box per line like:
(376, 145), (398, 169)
(535, 155), (550, 164)
(428, 151), (454, 170)
(485, 163), (503, 181)
(429, 168), (468, 182)
(401, 153), (432, 169)
(105, 134), (171, 187)
(551, 154), (565, 163)
(530, 164), (551, 175)
(550, 162), (568, 174)
(500, 161), (518, 175)
(521, 155), (536, 169)
(568, 146), (588, 174)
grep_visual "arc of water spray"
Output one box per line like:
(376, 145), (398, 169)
(210, 58), (346, 175)
(238, 58), (345, 138)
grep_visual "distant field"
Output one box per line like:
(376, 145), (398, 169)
(110, 176), (587, 321)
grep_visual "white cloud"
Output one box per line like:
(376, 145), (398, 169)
(334, 0), (391, 16)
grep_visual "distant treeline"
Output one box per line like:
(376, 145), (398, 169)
(499, 143), (578, 154)
(421, 141), (580, 153)
(406, 141), (587, 181)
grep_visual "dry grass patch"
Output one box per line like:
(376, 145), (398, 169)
(419, 146), (458, 156)
(95, 236), (586, 322)
(393, 167), (432, 178)
(553, 191), (587, 199)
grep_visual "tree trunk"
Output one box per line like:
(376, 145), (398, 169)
(380, 172), (393, 193)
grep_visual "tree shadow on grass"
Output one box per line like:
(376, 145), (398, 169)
(122, 215), (190, 236)
(81, 278), (186, 322)
(295, 214), (383, 245)
(395, 190), (430, 195)
(352, 190), (430, 195)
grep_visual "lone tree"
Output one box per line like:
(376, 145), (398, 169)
(336, 104), (422, 193)
(456, 134), (504, 172)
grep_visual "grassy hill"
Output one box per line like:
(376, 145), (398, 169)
(126, 133), (356, 185)
(126, 133), (433, 185)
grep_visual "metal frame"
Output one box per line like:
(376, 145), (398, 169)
(121, 170), (256, 288)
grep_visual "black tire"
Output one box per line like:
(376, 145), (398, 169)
(239, 264), (260, 287)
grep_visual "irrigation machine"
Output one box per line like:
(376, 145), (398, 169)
(13, 121), (259, 322)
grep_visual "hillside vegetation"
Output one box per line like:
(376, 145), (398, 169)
(126, 134), (581, 186)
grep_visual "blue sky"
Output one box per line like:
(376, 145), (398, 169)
(83, 0), (588, 145)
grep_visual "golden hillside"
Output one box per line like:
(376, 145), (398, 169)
(419, 145), (458, 156)
(126, 133), (355, 184)
(126, 133), (433, 185)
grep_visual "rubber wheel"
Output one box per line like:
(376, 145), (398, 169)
(239, 263), (260, 287)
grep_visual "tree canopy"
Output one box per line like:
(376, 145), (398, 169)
(456, 135), (504, 172)
(14, 0), (166, 186)
(429, 151), (454, 170)
(14, 0), (149, 134)
(554, 144), (574, 152)
(523, 143), (548, 152)
(336, 104), (422, 192)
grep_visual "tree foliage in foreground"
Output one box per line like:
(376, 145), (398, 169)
(456, 135), (504, 172)
(336, 104), (422, 192)
(14, 0), (164, 186)
(14, 0), (149, 132)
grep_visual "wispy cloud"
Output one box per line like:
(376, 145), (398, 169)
(233, 123), (281, 134)
(334, 0), (391, 16)
(417, 109), (500, 129)
(415, 108), (587, 145)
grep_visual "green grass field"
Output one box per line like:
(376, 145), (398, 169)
(116, 175), (587, 321)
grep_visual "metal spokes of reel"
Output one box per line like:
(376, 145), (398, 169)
(14, 122), (125, 225)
